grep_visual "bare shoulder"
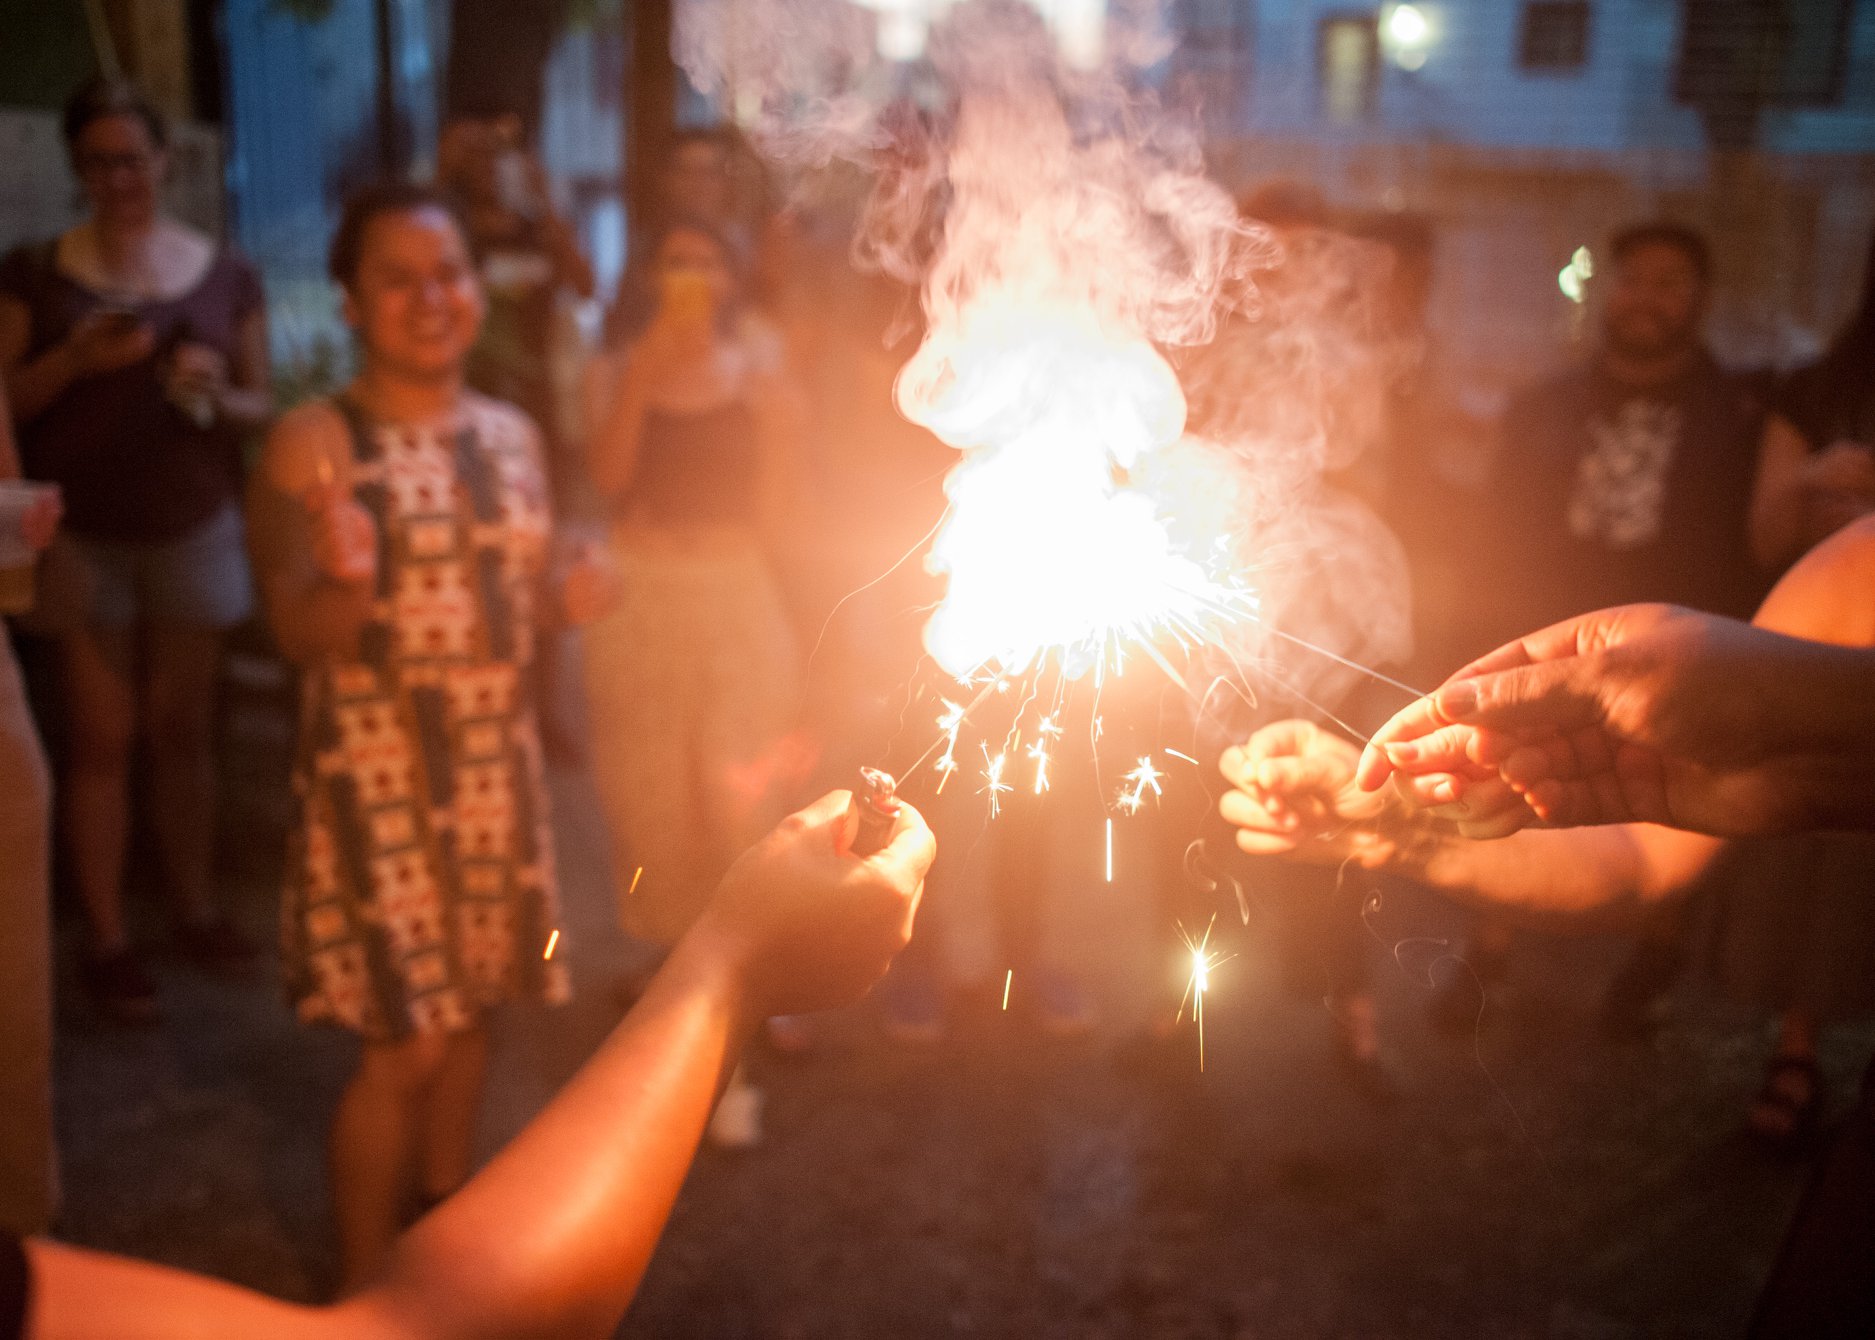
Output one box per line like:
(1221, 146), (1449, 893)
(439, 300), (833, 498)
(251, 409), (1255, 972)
(259, 399), (352, 494)
(1757, 516), (1875, 646)
(465, 391), (545, 458)
(1796, 515), (1875, 589)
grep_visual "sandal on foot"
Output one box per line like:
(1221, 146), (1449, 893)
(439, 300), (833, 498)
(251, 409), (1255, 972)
(1747, 1054), (1822, 1150)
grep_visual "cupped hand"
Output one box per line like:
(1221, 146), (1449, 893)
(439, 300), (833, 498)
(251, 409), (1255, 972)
(1357, 603), (1809, 837)
(692, 790), (935, 1019)
(1217, 720), (1401, 867)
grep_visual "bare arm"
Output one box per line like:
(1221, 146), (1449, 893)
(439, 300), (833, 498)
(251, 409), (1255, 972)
(214, 306), (275, 433)
(1217, 725), (1720, 930)
(0, 295), (161, 426)
(246, 402), (376, 664)
(27, 791), (935, 1340)
(1749, 412), (1815, 571)
(1362, 516), (1875, 838)
(751, 358), (809, 541)
(586, 345), (652, 502)
(539, 210), (596, 302)
(1748, 413), (1875, 573)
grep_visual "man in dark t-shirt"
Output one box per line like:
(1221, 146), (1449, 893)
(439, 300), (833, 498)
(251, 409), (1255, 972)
(1486, 222), (1768, 640)
(1439, 222), (1770, 1037)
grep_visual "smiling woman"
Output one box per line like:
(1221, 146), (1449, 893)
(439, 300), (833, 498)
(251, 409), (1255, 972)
(244, 181), (612, 1289)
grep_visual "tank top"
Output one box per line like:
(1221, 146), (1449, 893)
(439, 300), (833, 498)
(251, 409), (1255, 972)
(617, 400), (763, 528)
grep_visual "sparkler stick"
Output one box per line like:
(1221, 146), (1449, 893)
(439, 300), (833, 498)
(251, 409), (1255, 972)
(846, 767), (901, 857)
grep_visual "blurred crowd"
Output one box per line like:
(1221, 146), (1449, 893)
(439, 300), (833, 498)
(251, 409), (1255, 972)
(2, 73), (1874, 1310)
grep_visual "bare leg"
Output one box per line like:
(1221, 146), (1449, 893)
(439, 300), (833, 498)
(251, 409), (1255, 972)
(415, 1026), (490, 1205)
(330, 1032), (449, 1292)
(142, 626), (224, 926)
(58, 627), (136, 955)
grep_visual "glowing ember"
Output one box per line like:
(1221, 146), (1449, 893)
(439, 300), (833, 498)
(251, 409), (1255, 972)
(542, 929), (560, 962)
(1116, 756), (1166, 815)
(1026, 714), (1061, 793)
(979, 746), (1012, 816)
(1177, 915), (1233, 1073)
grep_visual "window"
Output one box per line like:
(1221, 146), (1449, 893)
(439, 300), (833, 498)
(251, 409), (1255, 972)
(1170, 0), (1253, 129)
(1675, 0), (1854, 111)
(1519, 2), (1592, 72)
(1318, 14), (1379, 125)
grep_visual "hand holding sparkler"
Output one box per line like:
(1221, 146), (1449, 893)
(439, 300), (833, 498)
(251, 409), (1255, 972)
(691, 788), (934, 1019)
(303, 453), (378, 587)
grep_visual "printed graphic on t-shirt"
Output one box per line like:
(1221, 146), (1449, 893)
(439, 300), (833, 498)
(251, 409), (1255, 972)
(1567, 400), (1681, 549)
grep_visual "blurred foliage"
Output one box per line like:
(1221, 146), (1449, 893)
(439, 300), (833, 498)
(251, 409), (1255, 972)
(271, 333), (351, 414)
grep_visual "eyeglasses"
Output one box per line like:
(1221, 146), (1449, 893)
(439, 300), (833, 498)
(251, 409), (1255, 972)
(75, 151), (157, 178)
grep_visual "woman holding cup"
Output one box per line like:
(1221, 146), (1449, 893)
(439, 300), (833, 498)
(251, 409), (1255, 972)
(0, 79), (271, 1021)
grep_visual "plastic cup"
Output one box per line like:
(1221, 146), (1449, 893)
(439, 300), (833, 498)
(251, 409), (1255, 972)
(0, 481), (60, 615)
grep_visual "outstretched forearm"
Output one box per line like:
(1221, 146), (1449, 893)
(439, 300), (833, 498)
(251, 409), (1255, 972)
(27, 929), (752, 1340)
(1754, 642), (1875, 832)
(357, 927), (751, 1339)
(1403, 822), (1718, 928)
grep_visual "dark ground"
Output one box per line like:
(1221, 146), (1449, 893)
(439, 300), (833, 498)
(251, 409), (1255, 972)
(47, 656), (1873, 1340)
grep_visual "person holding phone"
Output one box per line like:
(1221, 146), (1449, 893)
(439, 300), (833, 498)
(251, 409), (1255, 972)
(0, 79), (272, 1023)
(583, 219), (809, 1142)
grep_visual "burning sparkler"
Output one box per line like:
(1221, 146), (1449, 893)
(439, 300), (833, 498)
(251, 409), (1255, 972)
(1116, 755), (1166, 815)
(1177, 914), (1233, 1073)
(979, 746), (1011, 817)
(674, 0), (1420, 1076)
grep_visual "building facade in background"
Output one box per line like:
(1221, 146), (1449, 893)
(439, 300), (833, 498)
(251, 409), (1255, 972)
(1171, 0), (1875, 397)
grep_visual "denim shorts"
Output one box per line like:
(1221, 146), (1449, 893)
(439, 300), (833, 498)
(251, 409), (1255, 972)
(35, 504), (255, 632)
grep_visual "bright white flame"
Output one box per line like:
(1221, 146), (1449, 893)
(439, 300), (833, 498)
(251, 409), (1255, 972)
(914, 297), (1239, 681)
(853, 0), (1105, 66)
(1116, 755), (1166, 815)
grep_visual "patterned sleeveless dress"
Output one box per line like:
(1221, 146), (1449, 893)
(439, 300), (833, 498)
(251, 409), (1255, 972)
(281, 395), (570, 1039)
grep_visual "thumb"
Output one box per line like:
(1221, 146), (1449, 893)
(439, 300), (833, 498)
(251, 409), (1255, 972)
(1436, 658), (1603, 737)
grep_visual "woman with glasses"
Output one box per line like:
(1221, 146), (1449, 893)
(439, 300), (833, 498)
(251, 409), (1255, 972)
(0, 79), (271, 1022)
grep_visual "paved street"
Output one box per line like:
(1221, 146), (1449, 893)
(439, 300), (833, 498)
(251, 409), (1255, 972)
(50, 746), (1870, 1339)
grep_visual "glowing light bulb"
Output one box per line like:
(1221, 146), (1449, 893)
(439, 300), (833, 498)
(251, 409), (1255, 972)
(1386, 4), (1429, 48)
